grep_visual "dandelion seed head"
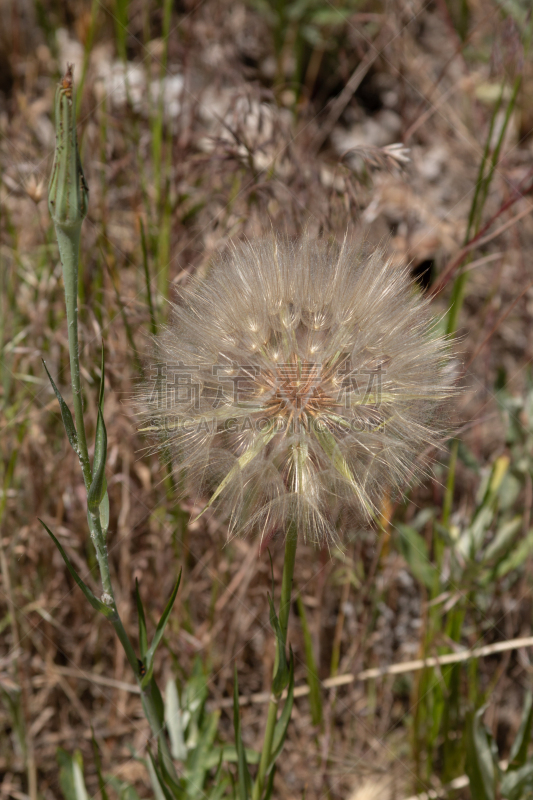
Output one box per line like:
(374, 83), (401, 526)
(139, 236), (455, 546)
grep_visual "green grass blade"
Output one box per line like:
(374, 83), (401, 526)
(396, 524), (438, 589)
(263, 765), (276, 800)
(142, 571), (181, 687)
(269, 651), (295, 770)
(87, 407), (107, 513)
(296, 595), (322, 727)
(233, 667), (252, 800)
(39, 519), (112, 617)
(509, 691), (533, 768)
(42, 360), (78, 452)
(135, 578), (148, 658)
(465, 706), (497, 800)
(98, 345), (105, 409)
(140, 216), (157, 336)
(147, 750), (174, 800)
(57, 749), (90, 800)
(187, 710), (220, 797)
(268, 593), (289, 696)
(165, 678), (187, 761)
(157, 739), (183, 797)
(91, 732), (110, 800)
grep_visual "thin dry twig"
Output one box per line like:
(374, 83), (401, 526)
(213, 634), (533, 708)
(431, 171), (533, 297)
(40, 635), (533, 706)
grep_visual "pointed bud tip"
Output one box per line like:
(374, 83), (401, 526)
(48, 63), (88, 229)
(60, 63), (74, 96)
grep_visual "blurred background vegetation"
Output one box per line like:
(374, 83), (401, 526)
(1, 0), (533, 798)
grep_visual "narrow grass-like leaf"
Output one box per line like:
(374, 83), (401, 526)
(91, 732), (110, 800)
(57, 748), (90, 800)
(233, 667), (252, 800)
(496, 529), (533, 579)
(147, 750), (174, 800)
(187, 710), (220, 798)
(140, 216), (157, 337)
(269, 650), (294, 769)
(263, 765), (276, 800)
(39, 519), (112, 617)
(142, 572), (181, 688)
(151, 676), (166, 730)
(296, 594), (322, 727)
(165, 678), (187, 761)
(98, 489), (110, 536)
(75, 0), (98, 116)
(267, 549), (275, 598)
(113, 0), (130, 63)
(509, 690), (533, 768)
(208, 771), (231, 800)
(397, 524), (438, 589)
(43, 360), (78, 452)
(465, 705), (496, 800)
(204, 746), (260, 769)
(87, 407), (107, 512)
(447, 75), (521, 337)
(157, 739), (183, 797)
(268, 593), (289, 696)
(135, 578), (148, 658)
(501, 762), (533, 800)
(483, 516), (522, 565)
(98, 344), (105, 409)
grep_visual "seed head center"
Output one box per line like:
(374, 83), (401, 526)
(261, 361), (335, 423)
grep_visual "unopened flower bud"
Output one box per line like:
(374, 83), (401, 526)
(48, 64), (88, 230)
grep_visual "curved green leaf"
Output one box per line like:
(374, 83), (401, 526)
(135, 579), (148, 659)
(57, 748), (89, 800)
(233, 667), (252, 800)
(43, 360), (78, 452)
(39, 519), (112, 618)
(268, 594), (289, 696)
(269, 650), (294, 770)
(142, 572), (182, 689)
(87, 407), (107, 512)
(296, 595), (322, 727)
(465, 705), (497, 800)
(509, 691), (533, 768)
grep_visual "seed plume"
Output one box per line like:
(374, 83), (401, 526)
(139, 236), (455, 546)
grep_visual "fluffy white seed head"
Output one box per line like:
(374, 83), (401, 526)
(139, 236), (455, 546)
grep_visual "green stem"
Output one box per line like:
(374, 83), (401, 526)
(442, 438), (458, 527)
(87, 510), (114, 599)
(54, 224), (91, 489)
(446, 75), (521, 338)
(253, 698), (279, 800)
(278, 530), (297, 648)
(49, 67), (179, 786)
(141, 686), (178, 780)
(253, 531), (298, 800)
(89, 509), (179, 781)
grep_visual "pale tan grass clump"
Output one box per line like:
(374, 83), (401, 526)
(140, 236), (454, 546)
